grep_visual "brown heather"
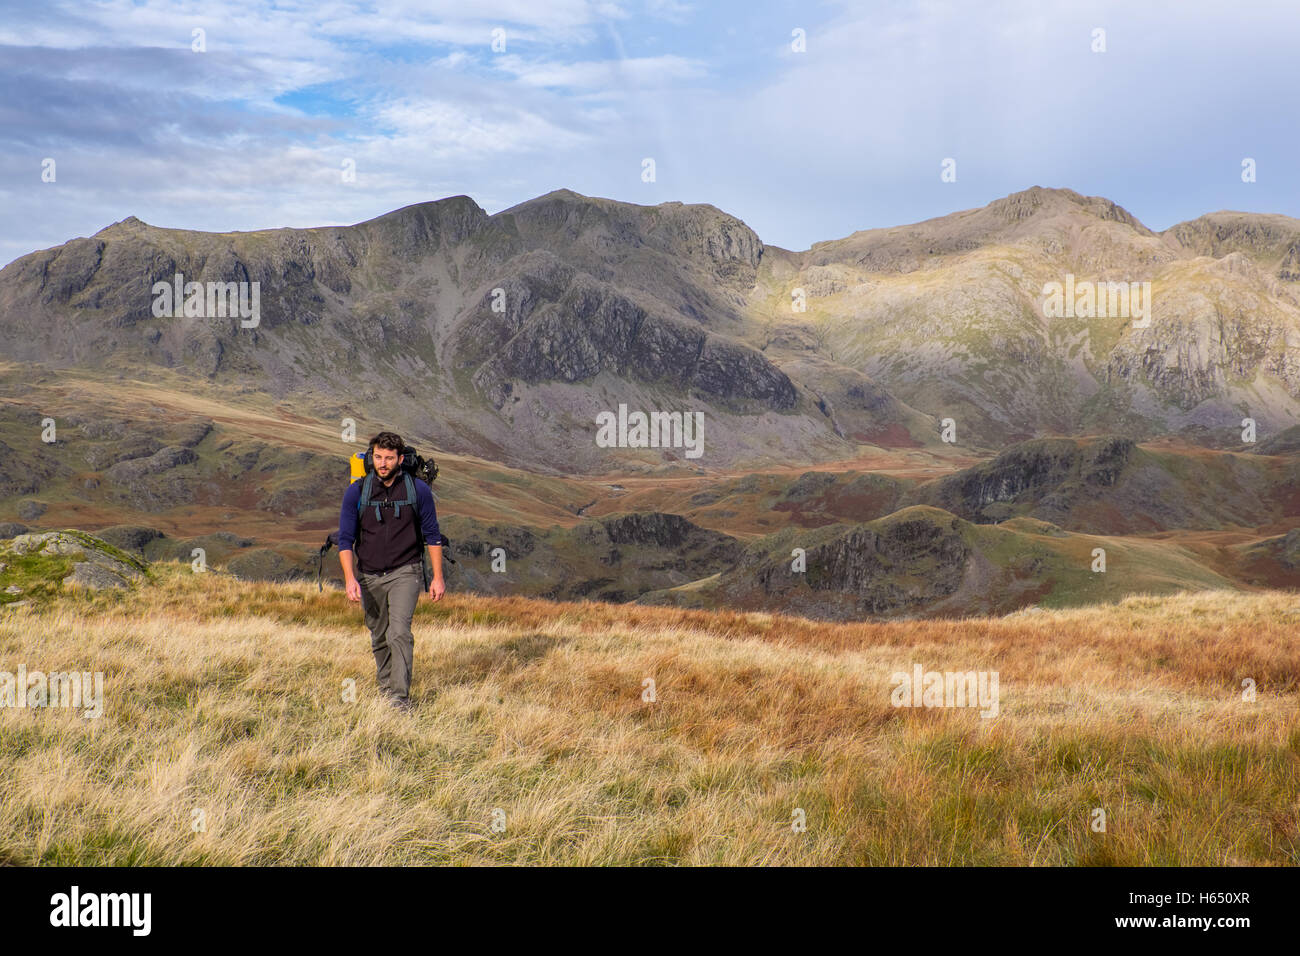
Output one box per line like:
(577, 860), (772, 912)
(1, 564), (1297, 865)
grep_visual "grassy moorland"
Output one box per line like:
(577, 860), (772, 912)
(1, 564), (1297, 866)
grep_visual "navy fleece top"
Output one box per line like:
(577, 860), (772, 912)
(338, 476), (440, 554)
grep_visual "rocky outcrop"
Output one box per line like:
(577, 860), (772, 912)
(471, 276), (797, 410)
(600, 512), (741, 564)
(1254, 425), (1300, 456)
(0, 436), (66, 498)
(16, 500), (46, 521)
(450, 252), (576, 371)
(913, 437), (1136, 523)
(1166, 211), (1300, 281)
(907, 434), (1289, 534)
(93, 525), (167, 557)
(1, 530), (150, 598)
(105, 446), (198, 485)
(361, 196), (491, 258)
(750, 509), (971, 615)
(423, 512), (743, 604)
(503, 189), (763, 275)
(103, 446), (201, 512)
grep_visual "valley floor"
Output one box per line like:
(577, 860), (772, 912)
(1, 566), (1298, 865)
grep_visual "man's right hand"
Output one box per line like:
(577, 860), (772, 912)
(345, 577), (362, 603)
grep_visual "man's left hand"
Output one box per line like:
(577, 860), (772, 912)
(428, 577), (445, 601)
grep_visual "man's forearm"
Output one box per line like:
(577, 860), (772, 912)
(340, 549), (357, 581)
(427, 544), (443, 581)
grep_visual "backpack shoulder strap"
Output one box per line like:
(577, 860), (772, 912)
(358, 473), (381, 522)
(393, 474), (416, 520)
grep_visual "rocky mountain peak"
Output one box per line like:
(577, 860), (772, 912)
(92, 216), (149, 237)
(1162, 211), (1300, 281)
(988, 186), (1147, 231)
(358, 195), (489, 251)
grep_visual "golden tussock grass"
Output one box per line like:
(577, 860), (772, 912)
(1, 565), (1297, 865)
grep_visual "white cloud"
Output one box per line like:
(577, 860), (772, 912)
(493, 53), (706, 88)
(370, 97), (592, 157)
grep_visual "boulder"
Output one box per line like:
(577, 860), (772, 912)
(68, 562), (134, 589)
(16, 499), (46, 521)
(3, 530), (150, 593)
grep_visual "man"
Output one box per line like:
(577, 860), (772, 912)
(337, 431), (445, 711)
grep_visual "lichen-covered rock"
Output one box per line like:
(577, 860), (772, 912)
(3, 530), (149, 596)
(68, 561), (134, 589)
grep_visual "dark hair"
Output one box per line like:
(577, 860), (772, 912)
(369, 431), (404, 453)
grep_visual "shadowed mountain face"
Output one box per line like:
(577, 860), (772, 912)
(4, 186), (1299, 476)
(0, 192), (880, 473)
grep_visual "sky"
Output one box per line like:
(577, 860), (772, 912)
(1, 0), (1297, 267)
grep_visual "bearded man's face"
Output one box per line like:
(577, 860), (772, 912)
(372, 446), (401, 478)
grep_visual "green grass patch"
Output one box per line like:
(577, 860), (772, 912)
(0, 550), (74, 605)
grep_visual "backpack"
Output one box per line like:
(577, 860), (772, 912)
(316, 441), (454, 591)
(352, 444), (439, 486)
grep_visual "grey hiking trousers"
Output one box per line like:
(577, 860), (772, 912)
(358, 563), (423, 701)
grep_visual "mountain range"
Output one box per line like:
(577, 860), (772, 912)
(2, 186), (1297, 618)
